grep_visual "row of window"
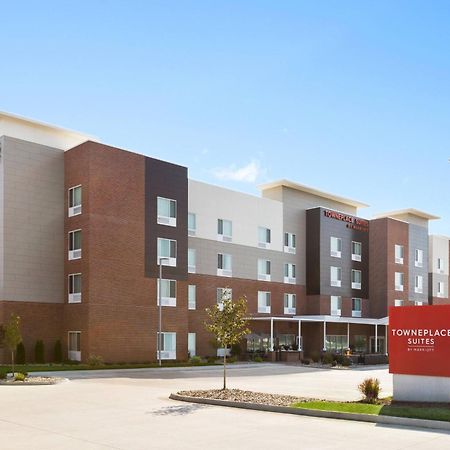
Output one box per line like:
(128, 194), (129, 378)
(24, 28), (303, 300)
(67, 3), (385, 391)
(330, 237), (362, 261)
(330, 296), (362, 317)
(330, 267), (362, 290)
(394, 244), (425, 267)
(394, 272), (426, 293)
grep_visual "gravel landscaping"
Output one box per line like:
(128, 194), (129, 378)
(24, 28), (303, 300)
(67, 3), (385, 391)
(177, 389), (309, 407)
(0, 376), (65, 385)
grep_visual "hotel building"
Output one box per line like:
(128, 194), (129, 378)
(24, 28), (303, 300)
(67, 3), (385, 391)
(0, 111), (448, 363)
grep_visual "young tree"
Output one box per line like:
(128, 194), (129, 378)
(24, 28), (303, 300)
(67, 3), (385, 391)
(4, 314), (22, 377)
(205, 289), (251, 390)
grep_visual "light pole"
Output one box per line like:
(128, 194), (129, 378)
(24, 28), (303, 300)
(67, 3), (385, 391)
(158, 257), (170, 366)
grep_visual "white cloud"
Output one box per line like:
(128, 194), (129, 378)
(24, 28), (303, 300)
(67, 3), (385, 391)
(213, 160), (263, 183)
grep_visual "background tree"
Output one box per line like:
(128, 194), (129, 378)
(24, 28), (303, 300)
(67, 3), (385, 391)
(35, 340), (45, 363)
(4, 314), (22, 376)
(205, 289), (250, 389)
(54, 340), (63, 363)
(16, 342), (26, 364)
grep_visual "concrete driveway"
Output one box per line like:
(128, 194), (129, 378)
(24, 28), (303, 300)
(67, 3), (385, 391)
(1, 363), (449, 449)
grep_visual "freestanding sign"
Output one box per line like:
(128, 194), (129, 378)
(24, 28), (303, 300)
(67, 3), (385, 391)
(389, 304), (450, 402)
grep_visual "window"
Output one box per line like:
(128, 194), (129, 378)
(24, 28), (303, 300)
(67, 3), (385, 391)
(352, 298), (362, 317)
(68, 185), (82, 217)
(188, 213), (196, 236)
(437, 258), (445, 273)
(415, 249), (423, 268)
(325, 335), (347, 352)
(157, 332), (176, 360)
(415, 301), (424, 306)
(68, 273), (81, 303)
(257, 291), (271, 313)
(330, 296), (342, 316)
(217, 288), (232, 309)
(330, 237), (342, 258)
(394, 299), (404, 307)
(351, 269), (362, 290)
(217, 219), (232, 242)
(217, 253), (232, 277)
(330, 266), (342, 287)
(284, 293), (296, 315)
(258, 227), (271, 248)
(414, 275), (423, 294)
(68, 331), (81, 361)
(188, 285), (196, 310)
(257, 259), (271, 281)
(284, 232), (296, 254)
(158, 279), (176, 307)
(354, 335), (367, 352)
(437, 282), (445, 298)
(157, 197), (177, 226)
(68, 230), (82, 260)
(157, 238), (177, 266)
(352, 241), (362, 262)
(188, 248), (196, 273)
(188, 333), (196, 357)
(395, 245), (404, 264)
(284, 263), (296, 284)
(395, 272), (404, 291)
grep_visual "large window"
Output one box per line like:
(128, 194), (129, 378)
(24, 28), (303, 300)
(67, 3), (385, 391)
(157, 332), (176, 360)
(258, 227), (271, 248)
(330, 296), (342, 316)
(68, 331), (81, 361)
(68, 273), (81, 303)
(157, 197), (177, 226)
(351, 269), (362, 290)
(188, 285), (196, 310)
(326, 335), (347, 352)
(330, 237), (342, 258)
(415, 249), (423, 268)
(257, 291), (271, 313)
(395, 244), (404, 264)
(352, 298), (362, 317)
(414, 275), (423, 294)
(395, 272), (404, 291)
(188, 248), (196, 273)
(284, 293), (296, 315)
(352, 241), (362, 262)
(157, 238), (177, 266)
(284, 232), (296, 254)
(353, 335), (367, 352)
(257, 259), (271, 281)
(217, 219), (232, 242)
(157, 279), (176, 307)
(284, 263), (296, 284)
(68, 185), (82, 217)
(188, 213), (196, 236)
(217, 253), (232, 277)
(68, 230), (82, 260)
(330, 266), (342, 287)
(188, 333), (196, 357)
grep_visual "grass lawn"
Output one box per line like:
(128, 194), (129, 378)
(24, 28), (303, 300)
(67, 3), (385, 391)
(292, 400), (450, 422)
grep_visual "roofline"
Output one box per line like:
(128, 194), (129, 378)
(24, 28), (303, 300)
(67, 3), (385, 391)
(0, 110), (99, 141)
(372, 208), (440, 221)
(259, 179), (369, 208)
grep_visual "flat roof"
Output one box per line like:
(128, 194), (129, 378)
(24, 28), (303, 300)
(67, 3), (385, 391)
(0, 110), (98, 141)
(259, 179), (369, 208)
(372, 208), (440, 221)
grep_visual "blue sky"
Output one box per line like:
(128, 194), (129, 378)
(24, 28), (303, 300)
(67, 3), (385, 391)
(2, 1), (449, 234)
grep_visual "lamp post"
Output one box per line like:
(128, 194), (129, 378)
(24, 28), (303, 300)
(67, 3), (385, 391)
(158, 257), (170, 366)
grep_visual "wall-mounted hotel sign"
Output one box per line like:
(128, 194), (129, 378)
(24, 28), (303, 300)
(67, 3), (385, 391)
(389, 305), (450, 377)
(323, 209), (369, 232)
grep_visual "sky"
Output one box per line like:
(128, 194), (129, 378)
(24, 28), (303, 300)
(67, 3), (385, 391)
(1, 1), (449, 234)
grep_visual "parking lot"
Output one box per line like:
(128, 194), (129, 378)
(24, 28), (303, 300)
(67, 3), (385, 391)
(1, 363), (449, 449)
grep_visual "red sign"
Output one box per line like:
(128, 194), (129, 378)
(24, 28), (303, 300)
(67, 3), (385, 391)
(323, 210), (369, 232)
(389, 305), (450, 377)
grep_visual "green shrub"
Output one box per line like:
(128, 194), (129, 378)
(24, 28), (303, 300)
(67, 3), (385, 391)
(0, 368), (8, 380)
(14, 372), (26, 382)
(301, 359), (310, 365)
(35, 340), (45, 363)
(54, 340), (63, 363)
(228, 355), (238, 363)
(231, 343), (242, 357)
(334, 353), (344, 365)
(207, 356), (216, 364)
(310, 351), (320, 363)
(322, 352), (334, 365)
(342, 357), (352, 367)
(253, 356), (263, 363)
(87, 355), (104, 367)
(331, 360), (337, 367)
(358, 377), (381, 404)
(16, 342), (26, 364)
(189, 356), (202, 365)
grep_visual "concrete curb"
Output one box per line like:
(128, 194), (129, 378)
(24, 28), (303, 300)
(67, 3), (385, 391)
(169, 394), (450, 432)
